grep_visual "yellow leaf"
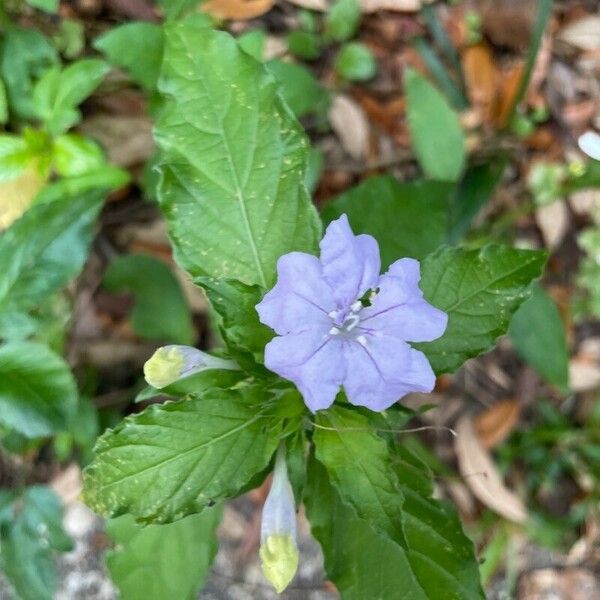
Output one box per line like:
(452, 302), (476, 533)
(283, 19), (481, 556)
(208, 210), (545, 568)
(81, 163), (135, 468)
(0, 166), (46, 230)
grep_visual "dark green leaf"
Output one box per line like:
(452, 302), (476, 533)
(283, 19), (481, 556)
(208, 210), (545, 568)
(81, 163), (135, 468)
(103, 254), (195, 345)
(197, 276), (273, 370)
(509, 283), (569, 392)
(314, 407), (406, 543)
(404, 67), (466, 182)
(267, 59), (330, 118)
(0, 341), (77, 438)
(335, 42), (377, 81)
(286, 31), (321, 60)
(449, 159), (507, 243)
(322, 175), (455, 266)
(94, 23), (164, 92)
(106, 506), (221, 600)
(83, 384), (281, 522)
(0, 486), (72, 600)
(25, 0), (59, 13)
(155, 24), (321, 288)
(416, 245), (547, 374)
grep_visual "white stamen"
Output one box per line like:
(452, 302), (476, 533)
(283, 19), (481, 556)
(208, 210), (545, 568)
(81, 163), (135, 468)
(356, 335), (367, 347)
(343, 314), (360, 332)
(329, 327), (340, 335)
(351, 300), (362, 312)
(328, 310), (339, 319)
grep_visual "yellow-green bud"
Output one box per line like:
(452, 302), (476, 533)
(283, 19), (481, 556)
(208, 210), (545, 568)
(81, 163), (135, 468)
(143, 346), (184, 389)
(260, 534), (299, 594)
(260, 445), (299, 594)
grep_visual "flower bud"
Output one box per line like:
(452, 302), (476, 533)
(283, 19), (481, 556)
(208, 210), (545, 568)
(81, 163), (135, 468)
(260, 446), (299, 593)
(143, 345), (237, 389)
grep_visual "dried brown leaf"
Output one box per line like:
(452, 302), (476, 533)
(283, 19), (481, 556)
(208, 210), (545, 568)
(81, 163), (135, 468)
(462, 43), (498, 124)
(360, 0), (420, 13)
(455, 416), (528, 523)
(535, 200), (570, 251)
(0, 166), (46, 231)
(329, 95), (370, 161)
(201, 0), (275, 19)
(473, 399), (521, 450)
(559, 16), (600, 51)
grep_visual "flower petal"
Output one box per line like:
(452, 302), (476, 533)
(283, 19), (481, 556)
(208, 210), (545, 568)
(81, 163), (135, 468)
(320, 215), (380, 306)
(342, 335), (435, 410)
(360, 258), (447, 343)
(256, 252), (335, 335)
(264, 329), (344, 412)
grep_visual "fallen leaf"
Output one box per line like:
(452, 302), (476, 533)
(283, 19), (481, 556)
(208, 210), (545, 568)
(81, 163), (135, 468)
(201, 0), (275, 19)
(535, 200), (570, 251)
(50, 463), (83, 504)
(569, 358), (600, 392)
(78, 115), (153, 168)
(455, 416), (528, 523)
(558, 16), (600, 51)
(492, 61), (524, 127)
(328, 94), (370, 161)
(284, 0), (327, 10)
(569, 189), (600, 217)
(462, 43), (498, 124)
(0, 166), (46, 231)
(360, 0), (420, 13)
(519, 568), (600, 600)
(473, 399), (521, 449)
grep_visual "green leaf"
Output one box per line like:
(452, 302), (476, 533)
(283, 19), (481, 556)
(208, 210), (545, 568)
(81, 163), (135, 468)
(83, 384), (281, 522)
(416, 245), (547, 374)
(392, 446), (484, 599)
(0, 26), (58, 120)
(238, 29), (267, 62)
(53, 133), (106, 177)
(267, 59), (330, 118)
(0, 486), (72, 600)
(509, 283), (569, 392)
(0, 134), (35, 181)
(449, 159), (507, 243)
(0, 342), (77, 438)
(305, 455), (428, 599)
(106, 506), (221, 600)
(32, 59), (110, 135)
(103, 254), (195, 345)
(325, 0), (361, 42)
(0, 187), (105, 312)
(286, 31), (321, 60)
(0, 79), (8, 125)
(335, 42), (377, 81)
(322, 175), (455, 266)
(314, 406), (406, 543)
(155, 23), (321, 288)
(197, 276), (273, 370)
(26, 0), (59, 13)
(0, 311), (38, 341)
(94, 22), (164, 92)
(404, 67), (466, 182)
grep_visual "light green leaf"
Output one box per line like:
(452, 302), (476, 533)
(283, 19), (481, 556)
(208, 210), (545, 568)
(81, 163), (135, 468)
(53, 133), (106, 177)
(26, 0), (59, 13)
(103, 254), (194, 345)
(0, 311), (37, 341)
(0, 187), (105, 312)
(322, 175), (455, 266)
(94, 23), (164, 92)
(404, 67), (466, 182)
(83, 385), (281, 522)
(335, 42), (377, 81)
(0, 342), (78, 438)
(416, 245), (547, 374)
(509, 283), (569, 392)
(238, 29), (267, 61)
(267, 59), (329, 118)
(0, 486), (72, 600)
(314, 406), (406, 543)
(32, 59), (110, 135)
(197, 276), (273, 371)
(0, 134), (35, 181)
(325, 0), (360, 42)
(155, 23), (321, 288)
(106, 506), (221, 600)
(0, 27), (58, 120)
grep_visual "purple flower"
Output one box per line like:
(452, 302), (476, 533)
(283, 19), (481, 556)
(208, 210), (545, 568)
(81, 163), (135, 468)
(256, 214), (448, 412)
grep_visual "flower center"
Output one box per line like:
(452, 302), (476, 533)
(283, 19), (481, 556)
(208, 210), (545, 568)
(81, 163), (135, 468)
(328, 300), (365, 339)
